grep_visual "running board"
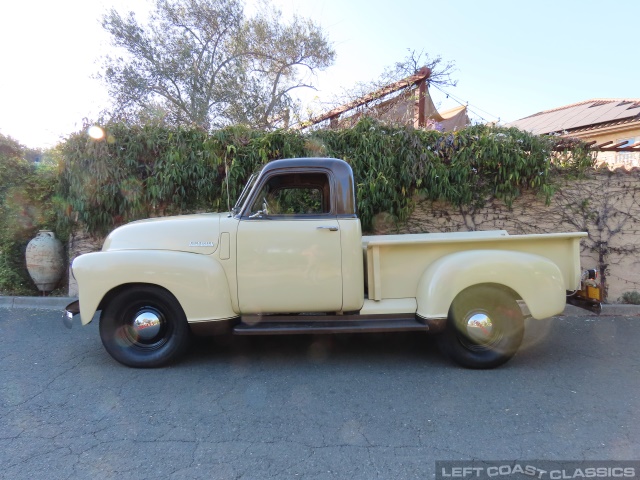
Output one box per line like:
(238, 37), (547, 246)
(233, 314), (428, 336)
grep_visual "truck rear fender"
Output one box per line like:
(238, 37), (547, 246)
(72, 250), (236, 325)
(415, 250), (566, 321)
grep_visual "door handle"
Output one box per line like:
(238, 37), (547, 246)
(317, 226), (339, 231)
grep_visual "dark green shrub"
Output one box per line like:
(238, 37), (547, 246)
(58, 118), (593, 234)
(619, 291), (640, 305)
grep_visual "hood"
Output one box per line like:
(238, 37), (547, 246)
(102, 213), (223, 255)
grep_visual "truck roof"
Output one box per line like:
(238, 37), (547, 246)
(257, 157), (357, 216)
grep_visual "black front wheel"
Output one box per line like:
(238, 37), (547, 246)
(436, 285), (524, 369)
(99, 286), (191, 368)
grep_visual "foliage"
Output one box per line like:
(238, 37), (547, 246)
(0, 118), (596, 294)
(58, 117), (593, 236)
(378, 48), (457, 89)
(550, 136), (598, 175)
(316, 120), (596, 226)
(619, 291), (640, 305)
(100, 0), (335, 130)
(58, 122), (307, 234)
(0, 134), (63, 295)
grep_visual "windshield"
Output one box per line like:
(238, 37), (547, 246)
(232, 171), (259, 215)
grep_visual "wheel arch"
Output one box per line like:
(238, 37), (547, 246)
(453, 282), (522, 305)
(72, 250), (237, 325)
(416, 249), (566, 321)
(97, 282), (177, 312)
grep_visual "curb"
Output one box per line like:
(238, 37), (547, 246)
(561, 304), (640, 317)
(0, 297), (76, 311)
(0, 297), (639, 316)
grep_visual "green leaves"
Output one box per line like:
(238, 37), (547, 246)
(58, 118), (593, 235)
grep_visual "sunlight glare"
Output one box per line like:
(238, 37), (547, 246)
(87, 125), (105, 140)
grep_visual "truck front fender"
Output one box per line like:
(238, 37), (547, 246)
(416, 250), (566, 321)
(72, 250), (236, 325)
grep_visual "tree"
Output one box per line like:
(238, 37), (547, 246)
(101, 0), (335, 130)
(375, 48), (457, 90)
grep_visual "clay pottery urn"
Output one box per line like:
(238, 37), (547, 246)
(25, 230), (64, 293)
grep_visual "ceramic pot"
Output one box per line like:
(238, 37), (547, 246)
(25, 231), (64, 292)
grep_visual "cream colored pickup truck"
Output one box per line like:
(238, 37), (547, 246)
(65, 158), (601, 369)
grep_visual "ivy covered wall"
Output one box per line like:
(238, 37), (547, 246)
(58, 118), (593, 235)
(3, 118), (599, 296)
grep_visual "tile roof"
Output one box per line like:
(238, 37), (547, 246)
(509, 99), (640, 135)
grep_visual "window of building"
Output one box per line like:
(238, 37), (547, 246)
(615, 137), (639, 166)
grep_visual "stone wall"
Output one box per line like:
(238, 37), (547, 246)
(373, 168), (640, 302)
(68, 169), (640, 303)
(67, 231), (103, 297)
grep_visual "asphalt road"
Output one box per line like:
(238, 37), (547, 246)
(1, 309), (639, 480)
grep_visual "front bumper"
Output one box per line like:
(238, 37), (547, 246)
(63, 300), (80, 329)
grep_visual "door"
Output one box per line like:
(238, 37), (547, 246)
(236, 173), (343, 313)
(237, 219), (342, 313)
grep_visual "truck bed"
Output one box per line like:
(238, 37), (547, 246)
(362, 230), (586, 302)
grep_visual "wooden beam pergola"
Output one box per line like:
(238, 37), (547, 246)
(553, 139), (640, 153)
(600, 141), (640, 152)
(298, 66), (432, 130)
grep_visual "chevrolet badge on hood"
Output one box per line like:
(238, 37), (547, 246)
(189, 241), (215, 247)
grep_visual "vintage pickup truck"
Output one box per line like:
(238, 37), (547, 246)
(65, 157), (601, 369)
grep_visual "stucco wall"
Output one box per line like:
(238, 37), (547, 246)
(373, 168), (640, 302)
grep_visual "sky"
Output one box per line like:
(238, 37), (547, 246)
(1, 0), (639, 149)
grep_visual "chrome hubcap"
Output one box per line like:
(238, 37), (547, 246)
(464, 312), (494, 345)
(131, 308), (163, 342)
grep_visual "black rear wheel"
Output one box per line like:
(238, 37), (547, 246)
(437, 285), (524, 369)
(99, 285), (191, 368)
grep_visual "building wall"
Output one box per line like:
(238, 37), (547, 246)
(572, 126), (640, 168)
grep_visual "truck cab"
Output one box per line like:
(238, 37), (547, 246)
(231, 158), (364, 314)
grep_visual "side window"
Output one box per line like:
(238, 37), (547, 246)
(268, 187), (323, 214)
(249, 172), (331, 217)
